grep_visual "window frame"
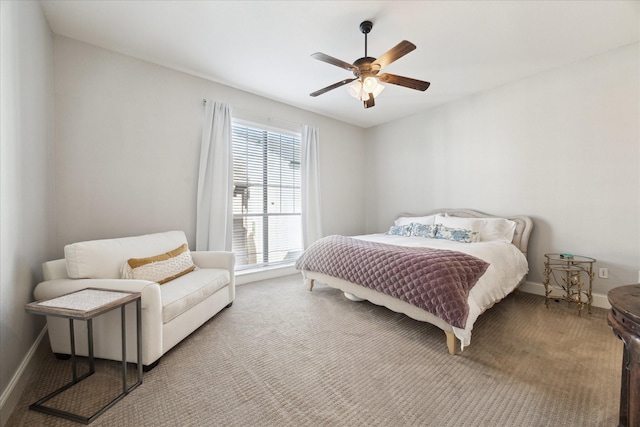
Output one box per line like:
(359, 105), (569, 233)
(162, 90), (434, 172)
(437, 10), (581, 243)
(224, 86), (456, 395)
(231, 118), (302, 271)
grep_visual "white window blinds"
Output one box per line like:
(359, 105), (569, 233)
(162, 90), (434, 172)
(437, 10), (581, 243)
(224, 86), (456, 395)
(231, 121), (302, 270)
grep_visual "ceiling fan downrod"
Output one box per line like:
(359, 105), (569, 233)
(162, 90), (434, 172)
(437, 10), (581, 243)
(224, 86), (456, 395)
(360, 20), (373, 58)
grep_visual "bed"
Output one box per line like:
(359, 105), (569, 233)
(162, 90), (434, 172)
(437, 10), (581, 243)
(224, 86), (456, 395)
(295, 208), (533, 355)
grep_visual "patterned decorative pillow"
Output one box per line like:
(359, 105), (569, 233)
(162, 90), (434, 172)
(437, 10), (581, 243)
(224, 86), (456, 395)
(435, 225), (480, 243)
(387, 224), (412, 236)
(121, 243), (196, 284)
(411, 223), (438, 238)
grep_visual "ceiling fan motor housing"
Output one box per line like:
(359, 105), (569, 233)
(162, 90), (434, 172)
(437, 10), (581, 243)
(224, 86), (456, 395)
(353, 57), (380, 78)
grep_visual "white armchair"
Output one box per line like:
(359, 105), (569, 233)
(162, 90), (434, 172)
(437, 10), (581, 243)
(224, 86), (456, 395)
(34, 231), (235, 370)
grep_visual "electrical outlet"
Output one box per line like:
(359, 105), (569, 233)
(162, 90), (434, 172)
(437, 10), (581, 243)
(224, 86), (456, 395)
(598, 267), (608, 279)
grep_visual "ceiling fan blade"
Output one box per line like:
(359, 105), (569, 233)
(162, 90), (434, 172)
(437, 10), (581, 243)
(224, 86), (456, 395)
(311, 52), (358, 72)
(372, 41), (416, 69)
(310, 78), (357, 97)
(364, 93), (375, 109)
(378, 73), (430, 91)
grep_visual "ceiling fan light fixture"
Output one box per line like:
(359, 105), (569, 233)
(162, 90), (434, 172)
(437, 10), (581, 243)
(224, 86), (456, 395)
(347, 78), (384, 102)
(362, 76), (379, 93)
(370, 79), (385, 97)
(347, 80), (368, 101)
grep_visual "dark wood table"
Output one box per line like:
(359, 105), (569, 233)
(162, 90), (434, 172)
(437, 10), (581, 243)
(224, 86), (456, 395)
(608, 284), (640, 427)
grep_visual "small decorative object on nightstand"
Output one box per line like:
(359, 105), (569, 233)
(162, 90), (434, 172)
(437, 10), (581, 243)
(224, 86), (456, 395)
(543, 253), (595, 316)
(25, 288), (142, 424)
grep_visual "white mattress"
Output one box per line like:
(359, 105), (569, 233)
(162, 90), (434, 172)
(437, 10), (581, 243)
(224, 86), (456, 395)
(353, 233), (529, 348)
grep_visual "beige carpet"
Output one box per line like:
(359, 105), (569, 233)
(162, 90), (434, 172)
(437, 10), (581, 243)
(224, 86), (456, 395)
(7, 274), (622, 426)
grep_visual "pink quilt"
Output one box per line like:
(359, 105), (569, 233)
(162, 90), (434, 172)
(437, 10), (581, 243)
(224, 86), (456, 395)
(295, 235), (490, 328)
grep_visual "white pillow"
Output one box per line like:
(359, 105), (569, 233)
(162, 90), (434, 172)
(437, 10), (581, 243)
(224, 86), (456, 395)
(435, 215), (483, 232)
(478, 217), (517, 243)
(440, 214), (516, 242)
(394, 214), (438, 226)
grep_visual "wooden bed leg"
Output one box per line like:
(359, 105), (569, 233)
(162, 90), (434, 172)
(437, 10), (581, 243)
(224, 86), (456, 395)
(445, 331), (457, 355)
(308, 279), (314, 291)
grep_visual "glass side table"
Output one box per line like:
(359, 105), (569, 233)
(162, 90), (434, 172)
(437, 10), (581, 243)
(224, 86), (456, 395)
(25, 288), (142, 424)
(543, 253), (595, 316)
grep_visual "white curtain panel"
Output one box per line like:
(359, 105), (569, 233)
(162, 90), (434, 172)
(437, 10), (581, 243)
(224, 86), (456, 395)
(196, 101), (233, 251)
(301, 125), (323, 248)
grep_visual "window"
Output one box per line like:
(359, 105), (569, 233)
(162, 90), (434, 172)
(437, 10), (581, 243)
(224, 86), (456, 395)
(231, 120), (302, 270)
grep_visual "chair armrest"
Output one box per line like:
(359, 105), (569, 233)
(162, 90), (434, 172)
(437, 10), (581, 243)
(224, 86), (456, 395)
(191, 251), (236, 302)
(191, 251), (235, 272)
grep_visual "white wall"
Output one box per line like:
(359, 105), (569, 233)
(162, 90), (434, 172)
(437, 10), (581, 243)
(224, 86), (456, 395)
(0, 1), (55, 423)
(365, 43), (640, 295)
(53, 36), (366, 256)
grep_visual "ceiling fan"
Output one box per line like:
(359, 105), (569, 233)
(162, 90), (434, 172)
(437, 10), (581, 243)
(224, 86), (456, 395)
(310, 20), (430, 109)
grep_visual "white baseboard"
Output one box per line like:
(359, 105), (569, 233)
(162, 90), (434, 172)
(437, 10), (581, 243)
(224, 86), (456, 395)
(519, 281), (611, 310)
(0, 326), (48, 427)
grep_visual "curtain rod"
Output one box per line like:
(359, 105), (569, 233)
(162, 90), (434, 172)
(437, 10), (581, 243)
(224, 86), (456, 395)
(202, 99), (303, 128)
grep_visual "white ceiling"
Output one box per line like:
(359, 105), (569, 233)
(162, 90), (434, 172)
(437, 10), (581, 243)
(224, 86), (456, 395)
(40, 1), (639, 128)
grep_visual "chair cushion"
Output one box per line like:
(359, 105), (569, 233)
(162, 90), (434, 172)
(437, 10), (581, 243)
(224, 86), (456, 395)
(160, 268), (230, 323)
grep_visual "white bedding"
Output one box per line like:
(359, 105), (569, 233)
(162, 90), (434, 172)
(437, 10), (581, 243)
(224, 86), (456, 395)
(352, 233), (529, 348)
